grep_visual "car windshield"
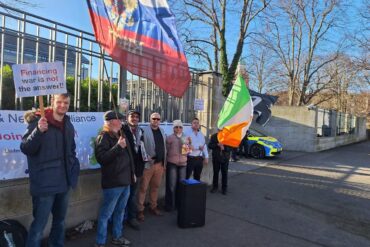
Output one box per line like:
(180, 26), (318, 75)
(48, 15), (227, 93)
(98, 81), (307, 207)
(248, 129), (265, 137)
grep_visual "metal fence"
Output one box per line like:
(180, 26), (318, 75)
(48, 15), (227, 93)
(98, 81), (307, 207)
(316, 109), (333, 137)
(316, 108), (357, 137)
(0, 4), (209, 122)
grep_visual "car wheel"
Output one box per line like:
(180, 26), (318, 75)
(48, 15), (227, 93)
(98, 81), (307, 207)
(250, 144), (265, 159)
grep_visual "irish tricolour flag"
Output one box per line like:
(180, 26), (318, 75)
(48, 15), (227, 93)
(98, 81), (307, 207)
(217, 75), (254, 147)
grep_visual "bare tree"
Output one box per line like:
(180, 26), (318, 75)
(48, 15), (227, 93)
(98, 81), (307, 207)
(257, 0), (344, 106)
(245, 45), (285, 93)
(0, 0), (37, 8)
(352, 0), (370, 86)
(170, 0), (270, 96)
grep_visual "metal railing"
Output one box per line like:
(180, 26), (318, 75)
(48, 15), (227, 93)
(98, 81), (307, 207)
(316, 107), (357, 137)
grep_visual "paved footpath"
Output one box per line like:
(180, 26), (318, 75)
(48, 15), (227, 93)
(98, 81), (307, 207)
(65, 141), (370, 247)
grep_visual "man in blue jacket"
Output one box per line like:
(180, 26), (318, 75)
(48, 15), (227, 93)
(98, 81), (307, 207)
(20, 93), (80, 247)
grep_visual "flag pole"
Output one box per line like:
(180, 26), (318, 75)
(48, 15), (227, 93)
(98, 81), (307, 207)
(99, 46), (125, 137)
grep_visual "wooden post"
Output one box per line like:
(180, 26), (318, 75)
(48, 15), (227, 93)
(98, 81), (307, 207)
(38, 95), (45, 117)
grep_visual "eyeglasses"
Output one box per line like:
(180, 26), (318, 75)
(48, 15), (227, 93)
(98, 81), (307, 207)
(174, 126), (183, 129)
(152, 118), (160, 121)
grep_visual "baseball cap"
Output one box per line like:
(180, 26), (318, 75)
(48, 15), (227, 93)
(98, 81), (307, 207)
(104, 111), (124, 121)
(127, 109), (141, 116)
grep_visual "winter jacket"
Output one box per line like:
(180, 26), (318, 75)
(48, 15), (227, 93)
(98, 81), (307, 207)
(20, 110), (80, 197)
(166, 134), (188, 166)
(208, 133), (232, 163)
(95, 130), (134, 189)
(121, 123), (145, 177)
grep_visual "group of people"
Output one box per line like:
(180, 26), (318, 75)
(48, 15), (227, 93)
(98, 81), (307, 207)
(20, 93), (233, 247)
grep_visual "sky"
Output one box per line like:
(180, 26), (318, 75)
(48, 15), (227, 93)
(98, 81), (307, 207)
(5, 0), (367, 75)
(15, 0), (93, 33)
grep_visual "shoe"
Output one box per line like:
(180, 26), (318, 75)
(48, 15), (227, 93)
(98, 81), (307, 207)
(137, 211), (145, 222)
(222, 189), (227, 195)
(112, 236), (131, 246)
(94, 244), (105, 247)
(149, 207), (163, 216)
(127, 218), (140, 230)
(210, 188), (217, 193)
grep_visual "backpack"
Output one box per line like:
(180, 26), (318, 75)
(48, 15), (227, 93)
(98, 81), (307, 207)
(0, 220), (27, 247)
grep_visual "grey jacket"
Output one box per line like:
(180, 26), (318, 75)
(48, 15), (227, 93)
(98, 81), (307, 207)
(142, 125), (167, 167)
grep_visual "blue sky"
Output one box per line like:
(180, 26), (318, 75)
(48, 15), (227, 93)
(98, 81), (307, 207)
(8, 0), (367, 76)
(29, 0), (93, 33)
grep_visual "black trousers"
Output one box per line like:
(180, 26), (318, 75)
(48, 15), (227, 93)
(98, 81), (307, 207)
(212, 160), (229, 190)
(126, 177), (140, 220)
(186, 156), (204, 180)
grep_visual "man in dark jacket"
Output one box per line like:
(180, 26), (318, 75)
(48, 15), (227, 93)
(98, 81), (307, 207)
(94, 110), (134, 247)
(121, 110), (144, 230)
(208, 131), (232, 195)
(20, 93), (80, 247)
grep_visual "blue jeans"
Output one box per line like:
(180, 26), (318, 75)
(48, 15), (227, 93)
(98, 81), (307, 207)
(165, 162), (186, 211)
(26, 191), (70, 247)
(96, 186), (130, 245)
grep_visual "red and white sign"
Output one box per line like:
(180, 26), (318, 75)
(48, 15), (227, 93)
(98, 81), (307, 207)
(12, 61), (66, 97)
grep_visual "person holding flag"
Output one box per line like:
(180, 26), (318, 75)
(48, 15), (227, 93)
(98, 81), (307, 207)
(210, 73), (254, 194)
(208, 131), (232, 195)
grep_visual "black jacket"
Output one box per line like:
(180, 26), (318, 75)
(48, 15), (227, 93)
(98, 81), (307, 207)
(20, 111), (80, 197)
(121, 123), (145, 177)
(208, 133), (232, 163)
(95, 131), (134, 189)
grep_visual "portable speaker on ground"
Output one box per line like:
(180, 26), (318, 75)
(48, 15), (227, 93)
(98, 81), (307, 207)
(177, 179), (206, 228)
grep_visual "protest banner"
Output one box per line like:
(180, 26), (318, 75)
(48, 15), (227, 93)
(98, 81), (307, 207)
(0, 110), (191, 180)
(12, 61), (66, 117)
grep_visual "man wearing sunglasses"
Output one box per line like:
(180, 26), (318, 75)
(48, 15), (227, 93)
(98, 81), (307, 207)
(137, 112), (167, 221)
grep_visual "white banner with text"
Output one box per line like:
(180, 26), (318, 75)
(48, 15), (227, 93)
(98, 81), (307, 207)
(0, 111), (191, 180)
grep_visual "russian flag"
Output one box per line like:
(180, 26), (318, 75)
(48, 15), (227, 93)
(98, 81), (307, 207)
(87, 0), (191, 97)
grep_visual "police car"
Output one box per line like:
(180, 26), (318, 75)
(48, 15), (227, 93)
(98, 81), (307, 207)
(245, 130), (283, 159)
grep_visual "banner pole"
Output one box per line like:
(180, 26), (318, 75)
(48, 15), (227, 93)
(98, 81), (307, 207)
(38, 95), (45, 118)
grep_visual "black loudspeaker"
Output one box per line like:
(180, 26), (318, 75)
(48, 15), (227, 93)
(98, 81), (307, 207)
(177, 180), (206, 228)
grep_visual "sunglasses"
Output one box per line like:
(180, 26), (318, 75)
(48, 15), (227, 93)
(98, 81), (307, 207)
(152, 118), (161, 121)
(174, 126), (183, 129)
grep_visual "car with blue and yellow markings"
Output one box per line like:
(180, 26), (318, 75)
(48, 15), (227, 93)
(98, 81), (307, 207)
(246, 130), (283, 159)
